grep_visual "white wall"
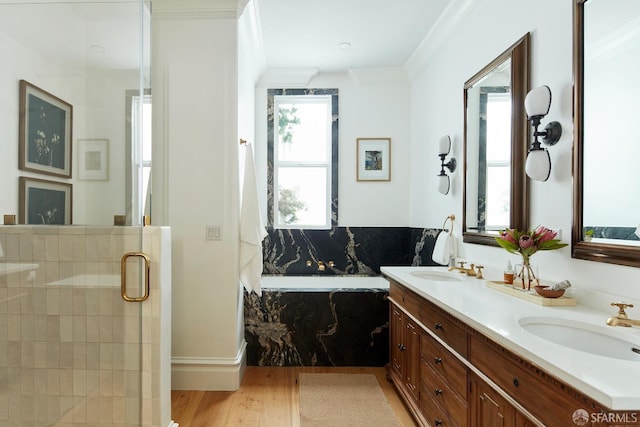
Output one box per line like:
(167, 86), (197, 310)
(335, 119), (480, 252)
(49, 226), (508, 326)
(153, 5), (244, 389)
(408, 0), (640, 309)
(255, 68), (412, 227)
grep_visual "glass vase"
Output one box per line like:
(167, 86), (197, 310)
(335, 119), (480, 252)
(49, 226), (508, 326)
(514, 260), (538, 291)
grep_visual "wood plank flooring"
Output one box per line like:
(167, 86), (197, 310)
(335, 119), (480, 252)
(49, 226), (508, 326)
(171, 366), (418, 427)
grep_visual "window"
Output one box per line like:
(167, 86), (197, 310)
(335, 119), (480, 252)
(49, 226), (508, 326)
(267, 89), (338, 230)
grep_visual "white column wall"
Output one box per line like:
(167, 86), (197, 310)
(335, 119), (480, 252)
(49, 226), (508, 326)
(153, 6), (244, 389)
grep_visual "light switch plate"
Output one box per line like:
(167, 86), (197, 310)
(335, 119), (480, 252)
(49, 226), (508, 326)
(206, 225), (222, 241)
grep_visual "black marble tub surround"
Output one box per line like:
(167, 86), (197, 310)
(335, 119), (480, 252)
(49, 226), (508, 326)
(245, 226), (444, 367)
(263, 226), (442, 275)
(244, 289), (389, 366)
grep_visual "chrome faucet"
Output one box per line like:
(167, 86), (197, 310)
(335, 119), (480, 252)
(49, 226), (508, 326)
(606, 302), (640, 328)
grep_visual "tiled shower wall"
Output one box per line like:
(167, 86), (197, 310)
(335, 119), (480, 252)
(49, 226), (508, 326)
(0, 225), (169, 427)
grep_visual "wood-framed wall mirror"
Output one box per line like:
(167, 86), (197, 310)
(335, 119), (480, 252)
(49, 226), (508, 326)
(572, 0), (640, 267)
(463, 33), (530, 246)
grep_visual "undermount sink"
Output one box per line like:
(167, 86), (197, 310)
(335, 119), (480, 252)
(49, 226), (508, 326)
(519, 317), (640, 361)
(410, 271), (464, 282)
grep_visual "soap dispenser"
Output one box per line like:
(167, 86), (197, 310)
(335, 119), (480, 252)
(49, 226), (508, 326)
(504, 261), (514, 284)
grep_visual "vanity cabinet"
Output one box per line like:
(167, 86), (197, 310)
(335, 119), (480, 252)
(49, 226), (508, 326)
(387, 279), (618, 427)
(420, 331), (468, 426)
(389, 285), (422, 401)
(470, 372), (536, 427)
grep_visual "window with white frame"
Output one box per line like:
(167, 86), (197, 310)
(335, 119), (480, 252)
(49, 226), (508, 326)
(268, 89), (338, 230)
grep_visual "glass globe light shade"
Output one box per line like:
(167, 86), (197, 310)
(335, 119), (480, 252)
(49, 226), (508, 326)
(525, 85), (552, 118)
(525, 148), (551, 181)
(438, 135), (451, 156)
(437, 174), (450, 195)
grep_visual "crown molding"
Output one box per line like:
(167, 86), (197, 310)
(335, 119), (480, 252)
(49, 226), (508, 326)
(153, 0), (249, 19)
(256, 68), (320, 87)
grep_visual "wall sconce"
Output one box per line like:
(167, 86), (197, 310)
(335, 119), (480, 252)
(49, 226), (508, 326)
(437, 135), (456, 195)
(524, 85), (562, 181)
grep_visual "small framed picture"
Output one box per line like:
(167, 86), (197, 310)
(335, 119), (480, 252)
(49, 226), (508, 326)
(19, 177), (72, 225)
(78, 139), (109, 180)
(19, 79), (73, 178)
(357, 138), (391, 181)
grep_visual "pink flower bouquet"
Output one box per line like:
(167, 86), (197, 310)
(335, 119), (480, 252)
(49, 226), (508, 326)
(495, 226), (567, 289)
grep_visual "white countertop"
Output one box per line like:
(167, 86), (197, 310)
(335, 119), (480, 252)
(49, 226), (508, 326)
(381, 266), (640, 410)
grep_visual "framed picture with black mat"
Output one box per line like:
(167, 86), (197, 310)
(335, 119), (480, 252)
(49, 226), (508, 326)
(18, 79), (73, 178)
(19, 177), (72, 225)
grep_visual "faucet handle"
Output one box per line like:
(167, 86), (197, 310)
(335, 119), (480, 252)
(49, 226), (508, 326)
(475, 265), (484, 279)
(611, 302), (634, 317)
(458, 261), (467, 269)
(467, 264), (477, 276)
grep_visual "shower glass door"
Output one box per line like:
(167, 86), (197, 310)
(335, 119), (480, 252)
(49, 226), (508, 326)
(0, 0), (152, 425)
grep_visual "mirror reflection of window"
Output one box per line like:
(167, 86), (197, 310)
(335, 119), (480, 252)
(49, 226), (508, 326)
(132, 95), (152, 220)
(484, 91), (511, 230)
(126, 91), (152, 225)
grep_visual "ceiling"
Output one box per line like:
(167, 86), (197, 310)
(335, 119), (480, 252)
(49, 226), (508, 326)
(256, 0), (451, 72)
(0, 0), (450, 73)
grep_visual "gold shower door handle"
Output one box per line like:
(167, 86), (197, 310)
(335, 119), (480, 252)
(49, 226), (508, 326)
(121, 252), (151, 302)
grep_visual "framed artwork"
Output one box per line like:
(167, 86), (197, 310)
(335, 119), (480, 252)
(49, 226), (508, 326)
(19, 79), (73, 178)
(78, 139), (109, 180)
(19, 177), (72, 225)
(357, 138), (391, 181)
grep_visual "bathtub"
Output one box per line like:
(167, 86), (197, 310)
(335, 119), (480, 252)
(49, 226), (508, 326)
(245, 274), (390, 367)
(260, 274), (390, 290)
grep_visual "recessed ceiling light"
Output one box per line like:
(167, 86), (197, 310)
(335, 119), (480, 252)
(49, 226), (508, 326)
(337, 42), (351, 51)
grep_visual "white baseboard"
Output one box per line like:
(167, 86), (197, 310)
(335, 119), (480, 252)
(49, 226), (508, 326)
(168, 422), (179, 427)
(171, 340), (247, 390)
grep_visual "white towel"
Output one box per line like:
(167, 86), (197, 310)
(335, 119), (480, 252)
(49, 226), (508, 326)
(432, 231), (452, 265)
(239, 144), (268, 295)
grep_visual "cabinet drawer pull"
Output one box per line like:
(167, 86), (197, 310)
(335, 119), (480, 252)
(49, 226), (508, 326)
(434, 420), (443, 426)
(434, 388), (443, 395)
(434, 322), (443, 330)
(434, 357), (442, 364)
(513, 377), (519, 388)
(398, 344), (406, 351)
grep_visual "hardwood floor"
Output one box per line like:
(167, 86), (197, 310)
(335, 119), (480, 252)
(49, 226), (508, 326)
(171, 366), (418, 427)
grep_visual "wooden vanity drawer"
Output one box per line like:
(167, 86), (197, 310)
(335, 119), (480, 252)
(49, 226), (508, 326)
(389, 281), (403, 301)
(469, 334), (600, 427)
(420, 331), (467, 398)
(420, 300), (468, 357)
(420, 361), (467, 427)
(389, 281), (420, 317)
(419, 390), (452, 427)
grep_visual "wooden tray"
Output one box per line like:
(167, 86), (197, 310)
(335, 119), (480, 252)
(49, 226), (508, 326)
(486, 281), (577, 306)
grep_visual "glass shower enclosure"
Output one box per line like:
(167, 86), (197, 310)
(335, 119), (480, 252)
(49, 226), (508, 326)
(0, 1), (169, 426)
